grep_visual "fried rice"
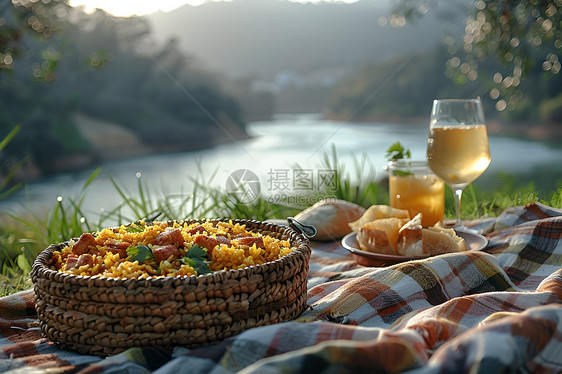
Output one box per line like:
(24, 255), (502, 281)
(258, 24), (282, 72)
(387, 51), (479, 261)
(51, 220), (297, 279)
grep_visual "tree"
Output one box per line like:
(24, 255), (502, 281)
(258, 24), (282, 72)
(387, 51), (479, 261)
(1, 1), (248, 181)
(391, 0), (561, 113)
(1, 0), (68, 78)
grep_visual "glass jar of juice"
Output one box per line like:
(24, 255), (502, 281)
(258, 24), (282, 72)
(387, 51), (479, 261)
(385, 160), (445, 227)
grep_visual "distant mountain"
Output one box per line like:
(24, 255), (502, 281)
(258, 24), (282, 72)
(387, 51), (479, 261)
(146, 0), (467, 81)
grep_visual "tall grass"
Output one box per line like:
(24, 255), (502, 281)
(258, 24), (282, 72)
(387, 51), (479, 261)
(10, 168), (102, 248)
(316, 144), (387, 207)
(1, 146), (561, 296)
(0, 246), (32, 296)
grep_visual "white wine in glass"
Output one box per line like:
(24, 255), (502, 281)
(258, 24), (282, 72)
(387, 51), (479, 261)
(426, 99), (491, 229)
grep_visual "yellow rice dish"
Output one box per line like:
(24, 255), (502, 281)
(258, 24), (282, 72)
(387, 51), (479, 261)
(51, 220), (297, 279)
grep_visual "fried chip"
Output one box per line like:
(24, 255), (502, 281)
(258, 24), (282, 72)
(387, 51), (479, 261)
(349, 205), (410, 232)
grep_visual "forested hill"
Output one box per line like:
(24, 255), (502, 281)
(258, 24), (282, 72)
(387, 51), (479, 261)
(0, 6), (247, 180)
(324, 45), (562, 128)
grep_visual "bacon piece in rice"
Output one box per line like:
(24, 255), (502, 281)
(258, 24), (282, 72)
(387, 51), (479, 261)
(67, 254), (94, 270)
(153, 245), (181, 263)
(72, 233), (96, 255)
(154, 229), (184, 246)
(237, 236), (265, 249)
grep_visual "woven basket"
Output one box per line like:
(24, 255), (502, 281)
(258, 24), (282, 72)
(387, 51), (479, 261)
(30, 219), (311, 357)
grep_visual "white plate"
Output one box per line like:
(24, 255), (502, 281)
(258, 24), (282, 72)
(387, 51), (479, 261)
(341, 228), (488, 266)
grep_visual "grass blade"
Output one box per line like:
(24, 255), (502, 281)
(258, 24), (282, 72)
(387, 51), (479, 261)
(83, 167), (101, 191)
(0, 124), (22, 151)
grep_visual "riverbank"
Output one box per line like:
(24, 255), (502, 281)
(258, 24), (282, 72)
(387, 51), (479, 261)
(74, 112), (250, 162)
(11, 113), (251, 184)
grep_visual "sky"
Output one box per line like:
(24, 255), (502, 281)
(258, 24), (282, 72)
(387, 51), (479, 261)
(68, 0), (359, 17)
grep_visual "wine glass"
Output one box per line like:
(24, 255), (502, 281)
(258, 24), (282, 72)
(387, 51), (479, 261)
(426, 99), (491, 230)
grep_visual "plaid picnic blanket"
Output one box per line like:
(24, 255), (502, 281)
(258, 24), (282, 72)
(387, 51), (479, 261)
(1, 202), (562, 373)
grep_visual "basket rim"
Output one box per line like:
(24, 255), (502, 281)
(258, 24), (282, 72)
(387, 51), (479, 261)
(30, 218), (311, 288)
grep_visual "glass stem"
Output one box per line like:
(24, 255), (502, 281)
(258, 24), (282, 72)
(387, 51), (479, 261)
(452, 187), (464, 227)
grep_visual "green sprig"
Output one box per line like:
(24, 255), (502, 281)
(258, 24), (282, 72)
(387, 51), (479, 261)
(385, 141), (411, 161)
(126, 245), (155, 262)
(182, 244), (212, 275)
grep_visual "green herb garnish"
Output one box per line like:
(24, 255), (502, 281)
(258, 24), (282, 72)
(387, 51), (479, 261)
(185, 244), (207, 259)
(181, 244), (212, 275)
(386, 141), (411, 161)
(126, 245), (155, 262)
(386, 142), (413, 176)
(393, 170), (413, 177)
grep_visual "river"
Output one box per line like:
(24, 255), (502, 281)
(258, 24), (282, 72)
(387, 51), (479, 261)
(2, 114), (562, 218)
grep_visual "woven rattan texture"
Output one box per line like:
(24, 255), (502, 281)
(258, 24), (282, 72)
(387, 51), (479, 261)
(30, 219), (311, 357)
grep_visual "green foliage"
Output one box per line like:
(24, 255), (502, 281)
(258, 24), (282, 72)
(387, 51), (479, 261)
(328, 2), (562, 123)
(0, 246), (33, 297)
(9, 168), (100, 248)
(548, 183), (562, 208)
(182, 245), (212, 275)
(107, 165), (217, 224)
(326, 42), (562, 125)
(317, 144), (386, 208)
(0, 271), (32, 298)
(385, 142), (411, 161)
(202, 183), (297, 222)
(127, 245), (155, 263)
(0, 0), (64, 74)
(1, 2), (246, 182)
(108, 175), (162, 224)
(391, 0), (562, 109)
